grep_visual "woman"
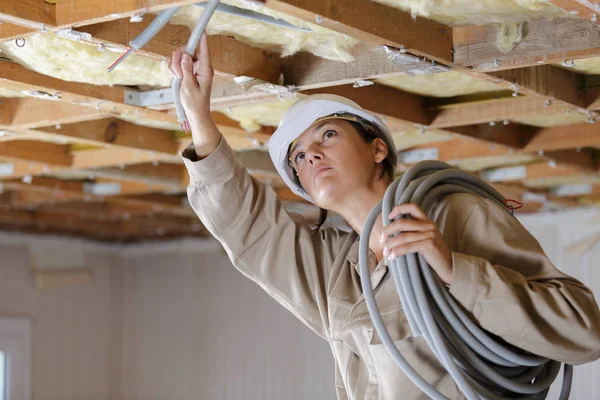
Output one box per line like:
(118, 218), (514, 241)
(171, 35), (600, 400)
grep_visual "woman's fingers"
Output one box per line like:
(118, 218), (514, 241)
(170, 48), (184, 79)
(180, 52), (197, 89)
(381, 217), (435, 243)
(388, 203), (428, 220)
(197, 33), (214, 80)
(383, 231), (435, 257)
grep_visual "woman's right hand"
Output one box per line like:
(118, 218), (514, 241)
(170, 33), (221, 158)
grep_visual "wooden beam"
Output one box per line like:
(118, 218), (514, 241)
(53, 1), (199, 28)
(264, 0), (453, 62)
(0, 140), (72, 166)
(400, 137), (514, 165)
(487, 65), (586, 108)
(549, 1), (600, 23)
(428, 96), (572, 128)
(304, 84), (428, 126)
(522, 123), (600, 152)
(445, 123), (532, 149)
(81, 18), (281, 83)
(541, 149), (598, 172)
(0, 0), (54, 28)
(0, 97), (110, 130)
(39, 118), (179, 154)
(453, 17), (600, 71)
(0, 21), (33, 40)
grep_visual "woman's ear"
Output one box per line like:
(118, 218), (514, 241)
(372, 138), (389, 163)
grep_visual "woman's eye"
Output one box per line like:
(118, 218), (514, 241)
(323, 130), (336, 140)
(294, 152), (305, 165)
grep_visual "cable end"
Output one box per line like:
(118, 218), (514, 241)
(108, 48), (135, 72)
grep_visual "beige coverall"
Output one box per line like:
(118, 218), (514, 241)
(182, 139), (600, 400)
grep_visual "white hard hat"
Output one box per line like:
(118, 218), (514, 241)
(267, 94), (397, 203)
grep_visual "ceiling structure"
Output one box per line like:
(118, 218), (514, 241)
(0, 0), (599, 241)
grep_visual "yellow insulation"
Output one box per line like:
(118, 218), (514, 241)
(393, 129), (453, 151)
(0, 87), (27, 97)
(372, 0), (566, 26)
(376, 71), (505, 98)
(512, 112), (588, 127)
(0, 33), (172, 87)
(117, 114), (181, 131)
(219, 99), (297, 132)
(172, 0), (357, 61)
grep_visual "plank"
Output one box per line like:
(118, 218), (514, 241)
(0, 97), (110, 130)
(549, 1), (600, 23)
(0, 141), (72, 166)
(39, 118), (179, 154)
(428, 96), (572, 128)
(0, 0), (54, 29)
(522, 123), (600, 152)
(264, 0), (453, 62)
(487, 65), (586, 108)
(0, 21), (33, 40)
(453, 17), (600, 71)
(304, 83), (428, 126)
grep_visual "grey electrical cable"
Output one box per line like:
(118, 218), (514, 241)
(359, 160), (573, 400)
(108, 7), (181, 72)
(173, 0), (220, 132)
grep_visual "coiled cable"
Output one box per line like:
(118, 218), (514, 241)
(359, 160), (573, 400)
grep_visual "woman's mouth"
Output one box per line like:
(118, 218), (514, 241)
(314, 166), (332, 180)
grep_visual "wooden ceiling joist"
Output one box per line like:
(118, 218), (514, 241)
(39, 118), (179, 154)
(453, 16), (600, 71)
(522, 123), (600, 152)
(0, 97), (110, 130)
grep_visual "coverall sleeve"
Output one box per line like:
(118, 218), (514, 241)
(181, 138), (346, 339)
(448, 195), (600, 365)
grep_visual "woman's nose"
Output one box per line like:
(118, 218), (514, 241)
(307, 152), (322, 164)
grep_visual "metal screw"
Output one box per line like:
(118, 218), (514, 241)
(315, 15), (323, 24)
(545, 99), (552, 107)
(592, 14), (598, 22)
(503, 119), (509, 125)
(538, 149), (544, 156)
(493, 59), (500, 67)
(489, 121), (496, 126)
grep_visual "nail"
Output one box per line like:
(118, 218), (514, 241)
(182, 53), (191, 65)
(383, 247), (389, 257)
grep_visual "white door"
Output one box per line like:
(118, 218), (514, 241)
(0, 318), (32, 400)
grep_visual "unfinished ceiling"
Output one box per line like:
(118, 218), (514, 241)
(0, 0), (598, 241)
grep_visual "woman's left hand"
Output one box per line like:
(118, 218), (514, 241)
(381, 203), (453, 285)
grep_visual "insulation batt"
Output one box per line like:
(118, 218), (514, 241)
(376, 71), (505, 98)
(219, 99), (297, 132)
(0, 33), (172, 87)
(171, 0), (357, 61)
(372, 0), (567, 26)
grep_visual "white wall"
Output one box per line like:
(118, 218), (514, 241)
(119, 250), (335, 400)
(518, 208), (600, 400)
(0, 243), (123, 400)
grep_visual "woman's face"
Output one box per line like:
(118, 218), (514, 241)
(289, 119), (388, 211)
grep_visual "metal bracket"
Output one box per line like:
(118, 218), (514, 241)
(124, 88), (174, 107)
